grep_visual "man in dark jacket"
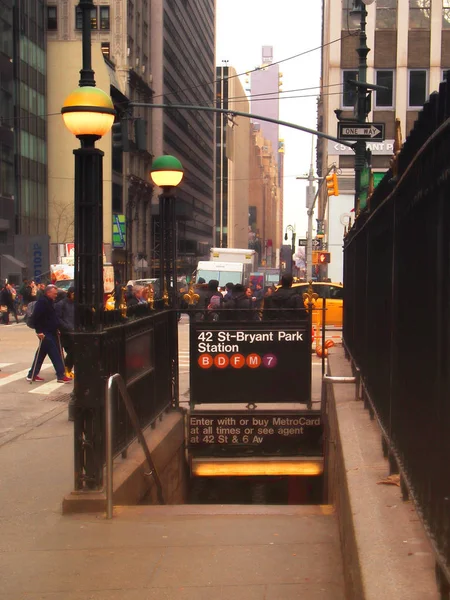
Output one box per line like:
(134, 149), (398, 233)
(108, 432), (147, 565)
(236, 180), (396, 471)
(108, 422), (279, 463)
(224, 283), (254, 321)
(0, 280), (18, 324)
(27, 284), (71, 383)
(263, 274), (305, 321)
(55, 285), (75, 375)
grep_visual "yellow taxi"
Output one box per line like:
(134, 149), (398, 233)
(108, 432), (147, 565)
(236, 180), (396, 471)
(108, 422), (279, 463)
(276, 281), (343, 328)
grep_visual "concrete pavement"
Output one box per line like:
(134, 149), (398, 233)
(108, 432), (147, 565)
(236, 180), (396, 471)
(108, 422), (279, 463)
(0, 321), (73, 446)
(0, 316), (346, 599)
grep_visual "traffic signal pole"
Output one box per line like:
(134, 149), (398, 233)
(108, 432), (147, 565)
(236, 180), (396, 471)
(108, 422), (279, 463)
(354, 0), (370, 213)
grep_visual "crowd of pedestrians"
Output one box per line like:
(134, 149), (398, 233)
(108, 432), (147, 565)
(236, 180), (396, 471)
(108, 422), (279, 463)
(189, 274), (306, 321)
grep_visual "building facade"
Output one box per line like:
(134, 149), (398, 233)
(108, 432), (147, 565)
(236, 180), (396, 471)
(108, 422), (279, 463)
(150, 0), (215, 274)
(250, 46), (283, 262)
(0, 0), (49, 283)
(320, 0), (450, 282)
(46, 0), (154, 280)
(248, 125), (282, 267)
(215, 65), (251, 249)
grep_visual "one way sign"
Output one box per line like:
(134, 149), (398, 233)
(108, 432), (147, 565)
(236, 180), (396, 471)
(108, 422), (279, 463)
(337, 122), (385, 141)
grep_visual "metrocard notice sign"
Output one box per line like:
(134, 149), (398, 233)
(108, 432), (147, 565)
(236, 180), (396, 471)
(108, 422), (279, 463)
(189, 321), (311, 405)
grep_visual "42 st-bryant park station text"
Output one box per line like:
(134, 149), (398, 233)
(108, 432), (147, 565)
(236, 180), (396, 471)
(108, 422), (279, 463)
(197, 330), (305, 353)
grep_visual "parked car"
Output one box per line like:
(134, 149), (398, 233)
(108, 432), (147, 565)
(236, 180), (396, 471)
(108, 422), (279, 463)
(276, 281), (343, 328)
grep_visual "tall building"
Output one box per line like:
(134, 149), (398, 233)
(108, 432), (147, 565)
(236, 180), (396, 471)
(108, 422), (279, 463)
(150, 0), (215, 273)
(215, 65), (251, 249)
(248, 125), (282, 267)
(0, 0), (15, 275)
(0, 0), (49, 283)
(320, 0), (450, 282)
(250, 46), (283, 261)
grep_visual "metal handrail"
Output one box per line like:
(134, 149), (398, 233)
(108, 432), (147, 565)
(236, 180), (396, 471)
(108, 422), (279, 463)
(106, 373), (165, 519)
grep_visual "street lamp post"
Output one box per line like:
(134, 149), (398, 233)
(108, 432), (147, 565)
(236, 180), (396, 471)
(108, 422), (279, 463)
(61, 0), (115, 330)
(150, 155), (184, 308)
(61, 0), (114, 488)
(284, 224), (296, 257)
(150, 155), (184, 410)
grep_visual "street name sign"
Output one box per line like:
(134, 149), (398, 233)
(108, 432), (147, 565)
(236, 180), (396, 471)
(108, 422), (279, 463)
(337, 122), (385, 141)
(298, 238), (307, 246)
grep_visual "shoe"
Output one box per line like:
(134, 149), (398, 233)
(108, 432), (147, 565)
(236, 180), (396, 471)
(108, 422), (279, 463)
(26, 375), (45, 382)
(57, 375), (72, 384)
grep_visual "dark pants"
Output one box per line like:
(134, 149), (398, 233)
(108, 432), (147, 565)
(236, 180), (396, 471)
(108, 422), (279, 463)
(60, 333), (74, 371)
(28, 333), (65, 379)
(1, 306), (17, 324)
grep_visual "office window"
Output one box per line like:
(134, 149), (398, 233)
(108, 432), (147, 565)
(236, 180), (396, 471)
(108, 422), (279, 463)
(444, 0), (450, 28)
(342, 0), (359, 30)
(409, 0), (430, 29)
(47, 6), (57, 30)
(101, 42), (110, 60)
(408, 69), (428, 107)
(375, 70), (394, 107)
(342, 70), (358, 109)
(75, 7), (97, 30)
(376, 0), (397, 29)
(99, 6), (110, 30)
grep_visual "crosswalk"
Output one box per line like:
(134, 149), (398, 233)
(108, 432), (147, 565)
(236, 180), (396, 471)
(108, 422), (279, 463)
(0, 362), (72, 396)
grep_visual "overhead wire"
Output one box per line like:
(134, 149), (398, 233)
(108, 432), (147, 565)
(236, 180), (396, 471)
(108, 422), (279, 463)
(151, 32), (356, 103)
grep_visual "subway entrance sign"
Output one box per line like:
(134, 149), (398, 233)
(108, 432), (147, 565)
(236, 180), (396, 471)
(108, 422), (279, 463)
(189, 321), (311, 407)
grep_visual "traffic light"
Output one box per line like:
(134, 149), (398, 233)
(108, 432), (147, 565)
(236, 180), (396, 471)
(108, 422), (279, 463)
(326, 172), (339, 196)
(318, 252), (331, 264)
(112, 120), (130, 152)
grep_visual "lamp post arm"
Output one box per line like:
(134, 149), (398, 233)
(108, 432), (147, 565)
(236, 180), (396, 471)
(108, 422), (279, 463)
(130, 103), (356, 148)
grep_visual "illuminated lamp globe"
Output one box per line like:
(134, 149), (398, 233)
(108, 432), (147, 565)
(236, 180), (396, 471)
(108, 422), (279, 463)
(61, 86), (115, 138)
(150, 155), (184, 188)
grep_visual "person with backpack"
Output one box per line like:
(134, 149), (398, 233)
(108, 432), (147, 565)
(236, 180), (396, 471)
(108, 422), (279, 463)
(205, 279), (223, 321)
(263, 274), (305, 321)
(223, 283), (255, 321)
(26, 284), (71, 383)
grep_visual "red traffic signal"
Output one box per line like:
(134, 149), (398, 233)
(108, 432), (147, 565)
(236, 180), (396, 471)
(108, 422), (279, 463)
(318, 252), (331, 264)
(325, 172), (339, 196)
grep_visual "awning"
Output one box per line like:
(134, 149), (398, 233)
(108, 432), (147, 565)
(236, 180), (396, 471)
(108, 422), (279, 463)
(1, 254), (27, 269)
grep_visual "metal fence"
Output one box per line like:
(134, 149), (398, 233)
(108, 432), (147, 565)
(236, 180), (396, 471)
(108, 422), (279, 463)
(73, 304), (177, 490)
(343, 87), (450, 589)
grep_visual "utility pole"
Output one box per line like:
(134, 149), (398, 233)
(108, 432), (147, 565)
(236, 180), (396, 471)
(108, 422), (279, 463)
(306, 159), (316, 281)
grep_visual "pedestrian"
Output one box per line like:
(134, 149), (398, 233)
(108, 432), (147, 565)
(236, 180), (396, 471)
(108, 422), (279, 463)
(0, 280), (18, 324)
(126, 284), (147, 307)
(223, 282), (234, 302)
(205, 279), (223, 321)
(26, 284), (72, 383)
(263, 274), (305, 321)
(224, 283), (255, 321)
(55, 285), (75, 376)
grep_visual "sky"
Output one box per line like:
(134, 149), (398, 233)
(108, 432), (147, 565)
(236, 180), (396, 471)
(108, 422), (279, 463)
(216, 0), (323, 239)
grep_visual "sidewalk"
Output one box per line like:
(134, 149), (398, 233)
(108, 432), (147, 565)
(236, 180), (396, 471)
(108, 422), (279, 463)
(0, 408), (345, 599)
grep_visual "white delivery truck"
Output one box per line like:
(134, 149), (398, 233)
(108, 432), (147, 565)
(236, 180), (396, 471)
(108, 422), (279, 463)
(196, 261), (246, 288)
(209, 248), (258, 271)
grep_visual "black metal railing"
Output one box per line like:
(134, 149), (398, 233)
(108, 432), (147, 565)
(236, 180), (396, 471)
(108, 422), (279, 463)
(73, 304), (177, 490)
(344, 85), (450, 589)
